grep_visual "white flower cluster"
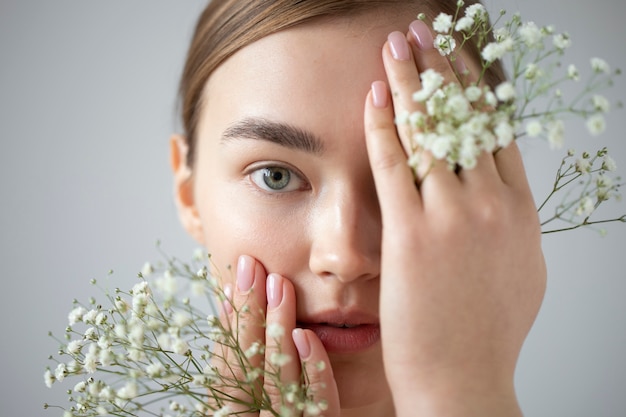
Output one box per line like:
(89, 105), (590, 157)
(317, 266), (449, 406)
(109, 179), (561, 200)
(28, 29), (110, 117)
(403, 2), (618, 179)
(539, 148), (624, 234)
(400, 68), (516, 170)
(43, 253), (323, 417)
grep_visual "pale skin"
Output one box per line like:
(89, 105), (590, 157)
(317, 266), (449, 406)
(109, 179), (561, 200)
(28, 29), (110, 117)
(171, 9), (546, 417)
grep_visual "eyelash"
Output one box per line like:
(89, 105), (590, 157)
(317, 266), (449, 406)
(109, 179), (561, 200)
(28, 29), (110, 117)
(247, 163), (309, 194)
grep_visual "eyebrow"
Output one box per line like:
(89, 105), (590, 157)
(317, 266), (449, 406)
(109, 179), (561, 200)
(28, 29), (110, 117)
(221, 117), (324, 155)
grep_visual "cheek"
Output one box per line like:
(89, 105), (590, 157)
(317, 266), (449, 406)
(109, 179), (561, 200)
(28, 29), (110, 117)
(196, 180), (311, 282)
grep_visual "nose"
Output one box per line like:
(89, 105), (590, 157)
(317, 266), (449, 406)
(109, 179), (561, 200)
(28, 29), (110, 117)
(308, 184), (381, 283)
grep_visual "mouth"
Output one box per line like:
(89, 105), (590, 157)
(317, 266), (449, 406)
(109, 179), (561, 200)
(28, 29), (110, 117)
(297, 310), (380, 354)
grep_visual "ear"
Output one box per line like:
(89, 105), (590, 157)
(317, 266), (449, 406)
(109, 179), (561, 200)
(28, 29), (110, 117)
(170, 134), (205, 245)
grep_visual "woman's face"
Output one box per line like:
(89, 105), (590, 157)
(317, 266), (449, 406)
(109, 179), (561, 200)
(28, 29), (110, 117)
(176, 12), (417, 409)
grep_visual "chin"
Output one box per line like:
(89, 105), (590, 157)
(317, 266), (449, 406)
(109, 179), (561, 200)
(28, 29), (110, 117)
(329, 347), (392, 409)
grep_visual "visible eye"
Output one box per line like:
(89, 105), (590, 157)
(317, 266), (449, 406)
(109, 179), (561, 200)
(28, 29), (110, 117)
(249, 166), (305, 192)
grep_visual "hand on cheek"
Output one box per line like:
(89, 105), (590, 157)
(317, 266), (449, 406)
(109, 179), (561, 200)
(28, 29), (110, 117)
(212, 255), (339, 416)
(364, 22), (546, 417)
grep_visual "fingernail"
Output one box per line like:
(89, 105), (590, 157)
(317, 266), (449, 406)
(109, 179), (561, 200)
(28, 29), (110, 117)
(222, 283), (233, 314)
(292, 328), (311, 359)
(409, 20), (434, 50)
(454, 55), (468, 75)
(388, 31), (410, 61)
(237, 255), (254, 293)
(371, 81), (388, 109)
(266, 273), (283, 310)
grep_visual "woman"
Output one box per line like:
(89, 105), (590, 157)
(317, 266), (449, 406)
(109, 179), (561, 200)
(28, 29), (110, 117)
(169, 0), (547, 415)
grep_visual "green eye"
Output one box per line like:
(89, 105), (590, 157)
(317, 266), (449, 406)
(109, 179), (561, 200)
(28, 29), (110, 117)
(250, 166), (302, 192)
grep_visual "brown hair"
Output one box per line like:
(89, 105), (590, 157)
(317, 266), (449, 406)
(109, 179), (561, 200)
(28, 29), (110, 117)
(178, 0), (505, 166)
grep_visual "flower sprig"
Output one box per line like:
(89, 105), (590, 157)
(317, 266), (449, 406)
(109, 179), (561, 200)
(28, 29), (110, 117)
(398, 0), (624, 233)
(44, 248), (326, 417)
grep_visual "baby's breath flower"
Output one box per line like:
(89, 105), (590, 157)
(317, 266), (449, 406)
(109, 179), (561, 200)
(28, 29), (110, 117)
(214, 405), (232, 417)
(55, 363), (67, 382)
(481, 37), (513, 62)
(68, 306), (87, 326)
(434, 34), (456, 56)
(116, 380), (138, 400)
(245, 341), (262, 358)
(173, 312), (192, 328)
(413, 69), (444, 102)
(464, 85), (482, 102)
(519, 21), (543, 47)
(591, 57), (611, 74)
(567, 64), (580, 81)
(586, 114), (606, 136)
(524, 63), (542, 81)
(592, 95), (610, 113)
(465, 3), (486, 20)
(525, 120), (542, 137)
(266, 322), (285, 339)
(171, 337), (190, 355)
(577, 196), (595, 216)
(99, 348), (114, 367)
(575, 157), (592, 174)
(74, 381), (87, 393)
(495, 81), (516, 101)
(269, 352), (292, 367)
(67, 339), (82, 355)
(433, 13), (453, 33)
(155, 270), (177, 297)
(552, 32), (571, 50)
(455, 16), (474, 32)
(495, 119), (515, 147)
(602, 155), (617, 172)
(44, 369), (55, 388)
(140, 262), (153, 278)
(546, 119), (565, 149)
(145, 362), (166, 378)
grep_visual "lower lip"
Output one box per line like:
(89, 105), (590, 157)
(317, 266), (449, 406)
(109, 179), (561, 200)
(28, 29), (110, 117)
(299, 323), (380, 354)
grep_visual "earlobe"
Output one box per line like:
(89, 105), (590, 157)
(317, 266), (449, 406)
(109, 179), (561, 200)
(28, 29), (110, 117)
(170, 134), (205, 245)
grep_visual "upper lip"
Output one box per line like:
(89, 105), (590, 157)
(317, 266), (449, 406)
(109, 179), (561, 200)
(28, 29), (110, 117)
(297, 309), (379, 327)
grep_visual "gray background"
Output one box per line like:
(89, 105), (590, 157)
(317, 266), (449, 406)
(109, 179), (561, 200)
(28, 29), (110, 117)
(1, 1), (624, 416)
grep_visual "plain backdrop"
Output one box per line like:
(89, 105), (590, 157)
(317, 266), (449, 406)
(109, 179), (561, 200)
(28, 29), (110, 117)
(1, 1), (625, 416)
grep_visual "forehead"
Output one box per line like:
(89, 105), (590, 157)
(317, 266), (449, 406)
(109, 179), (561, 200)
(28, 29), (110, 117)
(198, 13), (414, 147)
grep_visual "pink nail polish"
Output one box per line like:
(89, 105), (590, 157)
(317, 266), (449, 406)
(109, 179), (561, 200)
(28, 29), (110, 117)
(371, 81), (388, 109)
(388, 31), (410, 61)
(409, 20), (434, 50)
(266, 273), (283, 310)
(237, 255), (254, 292)
(292, 328), (311, 359)
(222, 284), (233, 314)
(454, 55), (468, 75)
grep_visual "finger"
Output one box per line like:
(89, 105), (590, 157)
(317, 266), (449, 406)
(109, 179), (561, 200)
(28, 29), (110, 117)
(292, 329), (340, 417)
(382, 30), (423, 152)
(408, 19), (459, 85)
(364, 81), (422, 220)
(493, 141), (533, 192)
(212, 255), (267, 415)
(260, 273), (299, 416)
(384, 25), (457, 185)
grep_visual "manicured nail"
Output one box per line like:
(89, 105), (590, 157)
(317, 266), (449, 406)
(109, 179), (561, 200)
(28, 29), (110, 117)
(371, 81), (388, 109)
(454, 55), (468, 75)
(409, 20), (434, 50)
(388, 31), (410, 61)
(292, 328), (311, 359)
(237, 255), (254, 293)
(266, 273), (283, 310)
(222, 283), (233, 314)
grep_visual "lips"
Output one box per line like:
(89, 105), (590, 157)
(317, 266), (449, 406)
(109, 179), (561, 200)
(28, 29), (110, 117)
(297, 310), (380, 354)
